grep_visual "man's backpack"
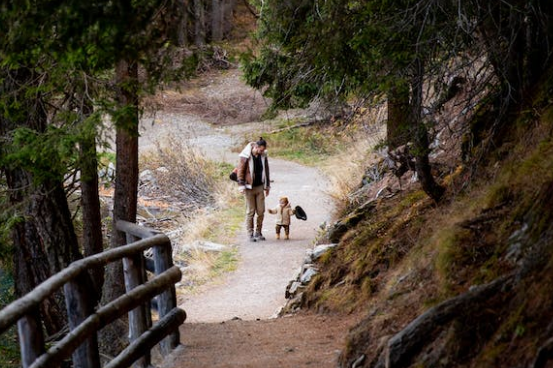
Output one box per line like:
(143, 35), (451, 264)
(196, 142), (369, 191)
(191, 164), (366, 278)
(229, 167), (238, 182)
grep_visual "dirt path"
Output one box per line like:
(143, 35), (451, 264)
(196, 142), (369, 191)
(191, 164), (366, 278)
(180, 157), (332, 323)
(161, 313), (357, 368)
(138, 70), (355, 367)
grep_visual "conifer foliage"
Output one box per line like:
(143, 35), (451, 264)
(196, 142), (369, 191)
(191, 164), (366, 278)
(0, 0), (184, 342)
(243, 0), (553, 200)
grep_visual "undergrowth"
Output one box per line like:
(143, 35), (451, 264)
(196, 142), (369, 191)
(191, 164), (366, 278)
(0, 271), (19, 368)
(140, 139), (241, 295)
(309, 75), (553, 367)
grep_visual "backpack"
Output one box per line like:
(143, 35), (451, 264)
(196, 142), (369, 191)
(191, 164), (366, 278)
(229, 167), (238, 182)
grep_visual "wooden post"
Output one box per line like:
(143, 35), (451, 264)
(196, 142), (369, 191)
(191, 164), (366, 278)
(123, 233), (150, 368)
(64, 275), (100, 368)
(17, 309), (45, 368)
(104, 308), (186, 368)
(1, 224), (183, 368)
(0, 234), (169, 335)
(29, 266), (182, 368)
(153, 240), (180, 354)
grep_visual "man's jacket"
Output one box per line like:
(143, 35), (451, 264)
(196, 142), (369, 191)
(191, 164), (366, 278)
(237, 142), (270, 190)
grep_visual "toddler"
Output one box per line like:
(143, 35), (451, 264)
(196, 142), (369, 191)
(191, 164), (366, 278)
(268, 196), (296, 240)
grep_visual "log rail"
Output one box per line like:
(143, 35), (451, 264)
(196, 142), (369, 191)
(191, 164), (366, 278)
(0, 220), (185, 368)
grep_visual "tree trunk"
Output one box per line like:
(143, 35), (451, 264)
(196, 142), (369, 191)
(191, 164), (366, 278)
(194, 0), (206, 45)
(222, 0), (236, 39)
(211, 0), (223, 42)
(1, 67), (82, 336)
(14, 244), (45, 368)
(11, 211), (66, 336)
(29, 179), (82, 268)
(102, 59), (140, 304)
(177, 0), (189, 46)
(524, 0), (553, 90)
(410, 59), (444, 202)
(387, 83), (410, 150)
(79, 117), (104, 303)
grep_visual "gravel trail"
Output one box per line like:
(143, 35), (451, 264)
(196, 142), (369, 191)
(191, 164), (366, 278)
(138, 70), (355, 368)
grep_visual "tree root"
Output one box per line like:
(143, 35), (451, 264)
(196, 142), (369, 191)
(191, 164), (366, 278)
(374, 274), (515, 368)
(532, 337), (553, 368)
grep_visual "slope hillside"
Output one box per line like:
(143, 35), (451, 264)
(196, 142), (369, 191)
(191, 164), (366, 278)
(296, 69), (553, 367)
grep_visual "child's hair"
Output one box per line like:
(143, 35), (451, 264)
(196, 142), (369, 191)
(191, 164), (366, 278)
(256, 137), (267, 147)
(279, 196), (289, 203)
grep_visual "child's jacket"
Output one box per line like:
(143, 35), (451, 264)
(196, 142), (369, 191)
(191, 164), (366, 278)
(268, 203), (295, 225)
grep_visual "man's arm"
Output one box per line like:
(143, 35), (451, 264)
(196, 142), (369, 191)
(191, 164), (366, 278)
(237, 156), (248, 186)
(264, 156), (270, 189)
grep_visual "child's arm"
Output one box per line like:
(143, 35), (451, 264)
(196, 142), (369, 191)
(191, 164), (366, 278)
(268, 208), (277, 214)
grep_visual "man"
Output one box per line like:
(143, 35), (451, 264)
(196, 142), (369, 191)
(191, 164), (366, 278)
(237, 137), (271, 242)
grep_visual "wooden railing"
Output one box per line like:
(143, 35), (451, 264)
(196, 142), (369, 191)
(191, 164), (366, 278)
(0, 220), (185, 368)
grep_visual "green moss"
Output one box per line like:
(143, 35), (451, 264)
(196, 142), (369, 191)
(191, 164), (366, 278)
(434, 227), (468, 284)
(483, 182), (513, 209)
(398, 190), (427, 209)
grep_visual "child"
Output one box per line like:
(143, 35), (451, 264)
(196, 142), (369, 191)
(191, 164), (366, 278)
(268, 196), (296, 240)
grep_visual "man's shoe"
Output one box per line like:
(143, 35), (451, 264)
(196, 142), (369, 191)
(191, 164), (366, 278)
(255, 232), (266, 241)
(249, 235), (257, 242)
(276, 233), (280, 240)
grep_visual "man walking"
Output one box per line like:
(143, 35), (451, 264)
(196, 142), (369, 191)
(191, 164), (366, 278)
(237, 137), (271, 242)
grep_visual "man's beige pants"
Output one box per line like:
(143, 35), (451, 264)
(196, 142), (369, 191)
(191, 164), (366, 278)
(245, 185), (265, 236)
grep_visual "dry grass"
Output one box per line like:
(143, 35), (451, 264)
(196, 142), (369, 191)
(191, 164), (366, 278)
(327, 98), (553, 367)
(139, 139), (242, 293)
(173, 197), (242, 295)
(150, 68), (268, 126)
(259, 103), (387, 215)
(140, 137), (224, 211)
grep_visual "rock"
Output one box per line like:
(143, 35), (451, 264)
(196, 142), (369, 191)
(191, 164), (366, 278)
(505, 223), (528, 264)
(280, 293), (304, 315)
(288, 281), (304, 296)
(300, 268), (317, 284)
(311, 243), (338, 261)
(139, 169), (156, 185)
(301, 263), (314, 273)
(181, 240), (227, 254)
(99, 162), (116, 183)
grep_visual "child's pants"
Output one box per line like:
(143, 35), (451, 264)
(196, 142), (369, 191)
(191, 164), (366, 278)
(275, 224), (290, 236)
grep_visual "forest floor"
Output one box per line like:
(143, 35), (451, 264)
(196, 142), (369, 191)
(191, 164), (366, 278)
(137, 67), (359, 367)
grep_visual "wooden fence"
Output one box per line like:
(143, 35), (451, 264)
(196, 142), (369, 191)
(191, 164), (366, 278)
(0, 220), (185, 368)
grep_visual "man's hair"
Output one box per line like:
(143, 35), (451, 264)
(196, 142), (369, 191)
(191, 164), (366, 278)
(256, 137), (267, 147)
